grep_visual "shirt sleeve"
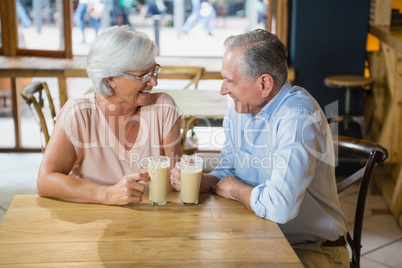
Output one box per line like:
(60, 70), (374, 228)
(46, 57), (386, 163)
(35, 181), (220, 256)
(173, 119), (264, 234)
(250, 108), (332, 224)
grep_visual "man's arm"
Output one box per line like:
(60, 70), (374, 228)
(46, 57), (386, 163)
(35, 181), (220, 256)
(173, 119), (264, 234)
(212, 175), (253, 210)
(200, 174), (220, 192)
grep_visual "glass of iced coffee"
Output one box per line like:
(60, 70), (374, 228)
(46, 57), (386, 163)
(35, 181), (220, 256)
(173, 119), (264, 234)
(147, 156), (170, 205)
(180, 155), (203, 205)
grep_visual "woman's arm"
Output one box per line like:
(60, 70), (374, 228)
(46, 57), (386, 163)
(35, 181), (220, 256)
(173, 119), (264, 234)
(38, 124), (148, 205)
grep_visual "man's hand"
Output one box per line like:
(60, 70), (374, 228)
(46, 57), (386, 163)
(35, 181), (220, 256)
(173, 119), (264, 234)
(212, 175), (253, 210)
(170, 162), (181, 191)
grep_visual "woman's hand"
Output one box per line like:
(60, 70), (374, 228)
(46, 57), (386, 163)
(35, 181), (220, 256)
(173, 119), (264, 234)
(170, 162), (181, 191)
(105, 173), (149, 205)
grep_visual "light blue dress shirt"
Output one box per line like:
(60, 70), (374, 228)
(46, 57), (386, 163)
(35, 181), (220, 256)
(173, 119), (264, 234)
(209, 82), (348, 245)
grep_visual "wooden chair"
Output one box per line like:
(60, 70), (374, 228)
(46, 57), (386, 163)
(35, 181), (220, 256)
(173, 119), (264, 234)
(181, 115), (199, 155)
(334, 135), (388, 268)
(158, 66), (205, 89)
(20, 81), (56, 148)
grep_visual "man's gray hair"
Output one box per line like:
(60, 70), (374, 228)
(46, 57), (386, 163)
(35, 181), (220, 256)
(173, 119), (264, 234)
(86, 25), (158, 96)
(223, 29), (288, 86)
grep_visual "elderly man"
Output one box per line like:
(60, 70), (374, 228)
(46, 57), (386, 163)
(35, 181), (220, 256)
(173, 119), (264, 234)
(171, 29), (349, 267)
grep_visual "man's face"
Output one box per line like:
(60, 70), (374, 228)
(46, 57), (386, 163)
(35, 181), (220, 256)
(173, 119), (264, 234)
(220, 49), (267, 115)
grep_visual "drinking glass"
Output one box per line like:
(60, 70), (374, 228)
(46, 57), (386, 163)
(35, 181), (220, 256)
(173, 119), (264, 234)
(147, 156), (170, 205)
(180, 155), (203, 205)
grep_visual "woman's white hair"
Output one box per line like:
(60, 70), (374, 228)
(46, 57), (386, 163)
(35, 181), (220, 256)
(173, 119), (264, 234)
(86, 25), (158, 96)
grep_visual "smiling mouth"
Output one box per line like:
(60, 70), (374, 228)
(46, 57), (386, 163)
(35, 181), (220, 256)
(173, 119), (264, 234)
(140, 89), (152, 94)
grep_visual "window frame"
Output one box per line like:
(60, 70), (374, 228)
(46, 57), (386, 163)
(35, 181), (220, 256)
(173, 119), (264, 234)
(0, 0), (73, 58)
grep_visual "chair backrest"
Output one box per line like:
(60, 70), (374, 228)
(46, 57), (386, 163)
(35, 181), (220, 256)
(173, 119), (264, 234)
(333, 135), (388, 268)
(158, 66), (205, 89)
(20, 81), (56, 147)
(181, 115), (199, 155)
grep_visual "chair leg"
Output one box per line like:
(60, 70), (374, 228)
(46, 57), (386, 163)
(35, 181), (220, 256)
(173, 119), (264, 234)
(347, 232), (359, 268)
(350, 116), (366, 139)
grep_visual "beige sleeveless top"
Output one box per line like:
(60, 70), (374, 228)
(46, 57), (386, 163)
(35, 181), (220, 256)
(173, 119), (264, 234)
(55, 92), (181, 185)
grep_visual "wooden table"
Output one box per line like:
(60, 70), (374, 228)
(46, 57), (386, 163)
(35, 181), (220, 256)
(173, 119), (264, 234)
(0, 193), (302, 267)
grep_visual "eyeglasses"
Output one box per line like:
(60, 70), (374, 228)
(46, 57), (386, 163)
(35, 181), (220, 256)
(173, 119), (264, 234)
(123, 64), (162, 83)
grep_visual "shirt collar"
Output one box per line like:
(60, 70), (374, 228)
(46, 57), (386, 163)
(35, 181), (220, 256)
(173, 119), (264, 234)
(258, 81), (292, 117)
(235, 82), (292, 130)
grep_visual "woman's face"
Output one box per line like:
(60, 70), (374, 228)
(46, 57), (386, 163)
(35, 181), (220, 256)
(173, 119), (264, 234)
(108, 63), (159, 107)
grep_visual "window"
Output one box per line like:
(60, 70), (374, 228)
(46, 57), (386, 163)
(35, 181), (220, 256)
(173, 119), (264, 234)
(1, 0), (73, 58)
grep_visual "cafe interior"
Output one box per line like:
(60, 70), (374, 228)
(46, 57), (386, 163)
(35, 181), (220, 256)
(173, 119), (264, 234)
(0, 0), (402, 266)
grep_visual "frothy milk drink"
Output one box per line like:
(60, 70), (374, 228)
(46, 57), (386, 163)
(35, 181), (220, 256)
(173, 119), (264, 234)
(148, 156), (170, 205)
(180, 155), (203, 205)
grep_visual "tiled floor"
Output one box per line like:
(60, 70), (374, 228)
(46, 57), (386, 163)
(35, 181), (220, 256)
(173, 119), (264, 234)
(1, 153), (401, 267)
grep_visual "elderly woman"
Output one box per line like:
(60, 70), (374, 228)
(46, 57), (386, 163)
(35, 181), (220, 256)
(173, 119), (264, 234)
(37, 25), (181, 205)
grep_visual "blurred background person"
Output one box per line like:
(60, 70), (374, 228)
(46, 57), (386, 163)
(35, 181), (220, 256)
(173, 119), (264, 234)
(109, 0), (135, 26)
(198, 0), (216, 35)
(16, 0), (32, 28)
(87, 0), (105, 36)
(257, 0), (268, 30)
(74, 0), (104, 42)
(182, 0), (201, 34)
